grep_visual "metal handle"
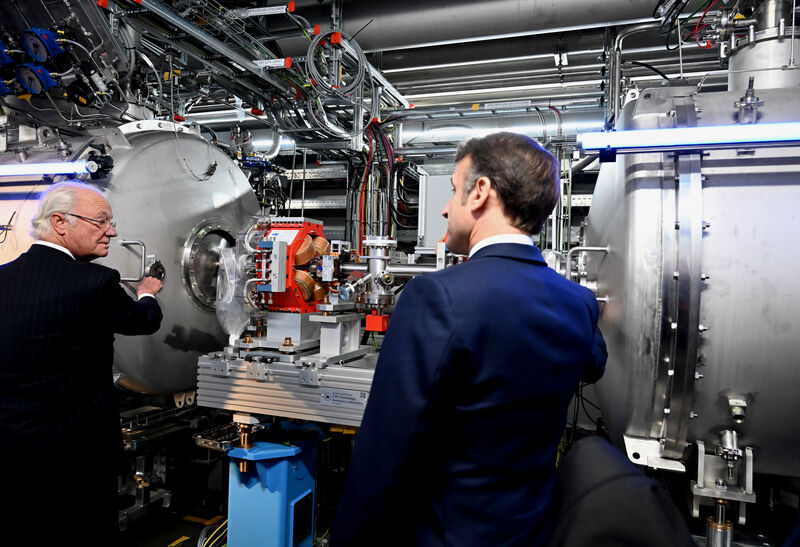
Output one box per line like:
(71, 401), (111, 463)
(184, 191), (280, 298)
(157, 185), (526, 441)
(119, 239), (146, 282)
(566, 245), (610, 281)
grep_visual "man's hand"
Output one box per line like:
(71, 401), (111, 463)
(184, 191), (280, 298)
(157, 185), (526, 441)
(137, 276), (163, 298)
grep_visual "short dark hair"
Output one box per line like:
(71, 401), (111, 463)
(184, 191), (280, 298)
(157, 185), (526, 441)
(455, 132), (559, 234)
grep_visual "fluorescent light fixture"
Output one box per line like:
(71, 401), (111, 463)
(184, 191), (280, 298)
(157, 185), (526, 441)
(579, 122), (800, 152)
(0, 161), (90, 177)
(402, 120), (605, 145)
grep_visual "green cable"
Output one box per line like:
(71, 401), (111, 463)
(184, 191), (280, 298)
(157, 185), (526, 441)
(682, 0), (712, 25)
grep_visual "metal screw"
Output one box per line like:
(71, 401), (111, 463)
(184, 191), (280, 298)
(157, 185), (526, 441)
(690, 411), (699, 418)
(699, 324), (709, 332)
(702, 221), (711, 229)
(701, 273), (710, 280)
(695, 372), (704, 380)
(673, 271), (680, 279)
(671, 322), (678, 330)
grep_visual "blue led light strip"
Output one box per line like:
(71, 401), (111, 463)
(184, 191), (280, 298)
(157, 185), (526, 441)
(579, 122), (800, 151)
(0, 161), (90, 177)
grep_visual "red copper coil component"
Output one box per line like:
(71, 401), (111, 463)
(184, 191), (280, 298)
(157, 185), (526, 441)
(294, 270), (315, 301)
(295, 235), (314, 265)
(312, 235), (331, 256)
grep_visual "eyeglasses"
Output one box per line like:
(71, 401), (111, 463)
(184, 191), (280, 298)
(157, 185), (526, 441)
(63, 212), (116, 230)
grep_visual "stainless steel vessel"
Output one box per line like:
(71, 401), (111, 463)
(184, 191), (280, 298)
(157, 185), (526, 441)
(0, 121), (259, 395)
(103, 122), (261, 394)
(584, 83), (800, 481)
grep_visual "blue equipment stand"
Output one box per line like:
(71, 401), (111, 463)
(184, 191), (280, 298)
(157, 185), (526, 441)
(227, 440), (317, 547)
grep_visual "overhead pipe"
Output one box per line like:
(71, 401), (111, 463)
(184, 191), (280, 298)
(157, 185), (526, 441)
(285, 0), (660, 54)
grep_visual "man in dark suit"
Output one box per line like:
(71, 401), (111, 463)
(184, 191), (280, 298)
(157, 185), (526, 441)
(331, 132), (607, 546)
(0, 182), (162, 541)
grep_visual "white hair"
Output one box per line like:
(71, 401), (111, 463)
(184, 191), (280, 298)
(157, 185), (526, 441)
(31, 182), (106, 239)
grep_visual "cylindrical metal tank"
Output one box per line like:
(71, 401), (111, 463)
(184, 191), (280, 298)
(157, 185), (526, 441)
(584, 83), (800, 477)
(0, 121), (259, 395)
(728, 13), (800, 91)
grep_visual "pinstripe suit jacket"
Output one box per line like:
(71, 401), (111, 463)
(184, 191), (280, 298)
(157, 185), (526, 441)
(0, 243), (161, 457)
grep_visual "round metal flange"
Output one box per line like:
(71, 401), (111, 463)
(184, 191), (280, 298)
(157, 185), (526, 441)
(182, 219), (236, 311)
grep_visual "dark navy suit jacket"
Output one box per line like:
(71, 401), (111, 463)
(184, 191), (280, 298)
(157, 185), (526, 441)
(332, 243), (607, 546)
(0, 243), (161, 537)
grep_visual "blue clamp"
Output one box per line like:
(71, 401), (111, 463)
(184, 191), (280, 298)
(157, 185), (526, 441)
(21, 28), (65, 62)
(16, 63), (58, 94)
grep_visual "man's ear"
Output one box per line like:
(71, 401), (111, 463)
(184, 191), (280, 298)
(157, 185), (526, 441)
(467, 176), (493, 211)
(50, 213), (68, 236)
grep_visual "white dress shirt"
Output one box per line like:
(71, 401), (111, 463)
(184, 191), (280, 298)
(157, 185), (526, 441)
(33, 240), (75, 259)
(468, 233), (534, 258)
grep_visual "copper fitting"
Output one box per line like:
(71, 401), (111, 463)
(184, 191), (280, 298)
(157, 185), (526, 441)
(312, 281), (330, 302)
(706, 516), (733, 532)
(256, 318), (265, 338)
(238, 423), (253, 449)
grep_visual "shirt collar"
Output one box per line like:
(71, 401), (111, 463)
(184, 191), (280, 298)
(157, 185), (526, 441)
(468, 233), (534, 258)
(33, 240), (75, 260)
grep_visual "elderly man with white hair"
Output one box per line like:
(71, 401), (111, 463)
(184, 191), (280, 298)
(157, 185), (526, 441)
(0, 182), (162, 541)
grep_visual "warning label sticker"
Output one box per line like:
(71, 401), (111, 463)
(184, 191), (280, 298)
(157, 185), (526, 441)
(320, 388), (368, 409)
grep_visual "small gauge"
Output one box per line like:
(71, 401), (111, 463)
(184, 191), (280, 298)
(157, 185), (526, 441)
(16, 63), (57, 94)
(20, 28), (65, 63)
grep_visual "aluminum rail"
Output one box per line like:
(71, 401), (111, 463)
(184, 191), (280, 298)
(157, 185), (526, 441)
(394, 146), (459, 156)
(387, 102), (602, 122)
(339, 40), (409, 108)
(137, 0), (293, 97)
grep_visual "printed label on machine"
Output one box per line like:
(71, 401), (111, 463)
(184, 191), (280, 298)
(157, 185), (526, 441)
(321, 255), (334, 282)
(267, 229), (300, 244)
(320, 388), (368, 409)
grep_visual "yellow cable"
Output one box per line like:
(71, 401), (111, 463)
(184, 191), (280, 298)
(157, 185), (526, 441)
(203, 519), (228, 547)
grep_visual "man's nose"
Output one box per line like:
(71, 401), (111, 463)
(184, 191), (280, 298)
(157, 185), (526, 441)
(107, 224), (118, 237)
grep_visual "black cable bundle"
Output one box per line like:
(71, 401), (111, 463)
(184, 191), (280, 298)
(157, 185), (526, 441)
(653, 0), (694, 34)
(389, 161), (420, 229)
